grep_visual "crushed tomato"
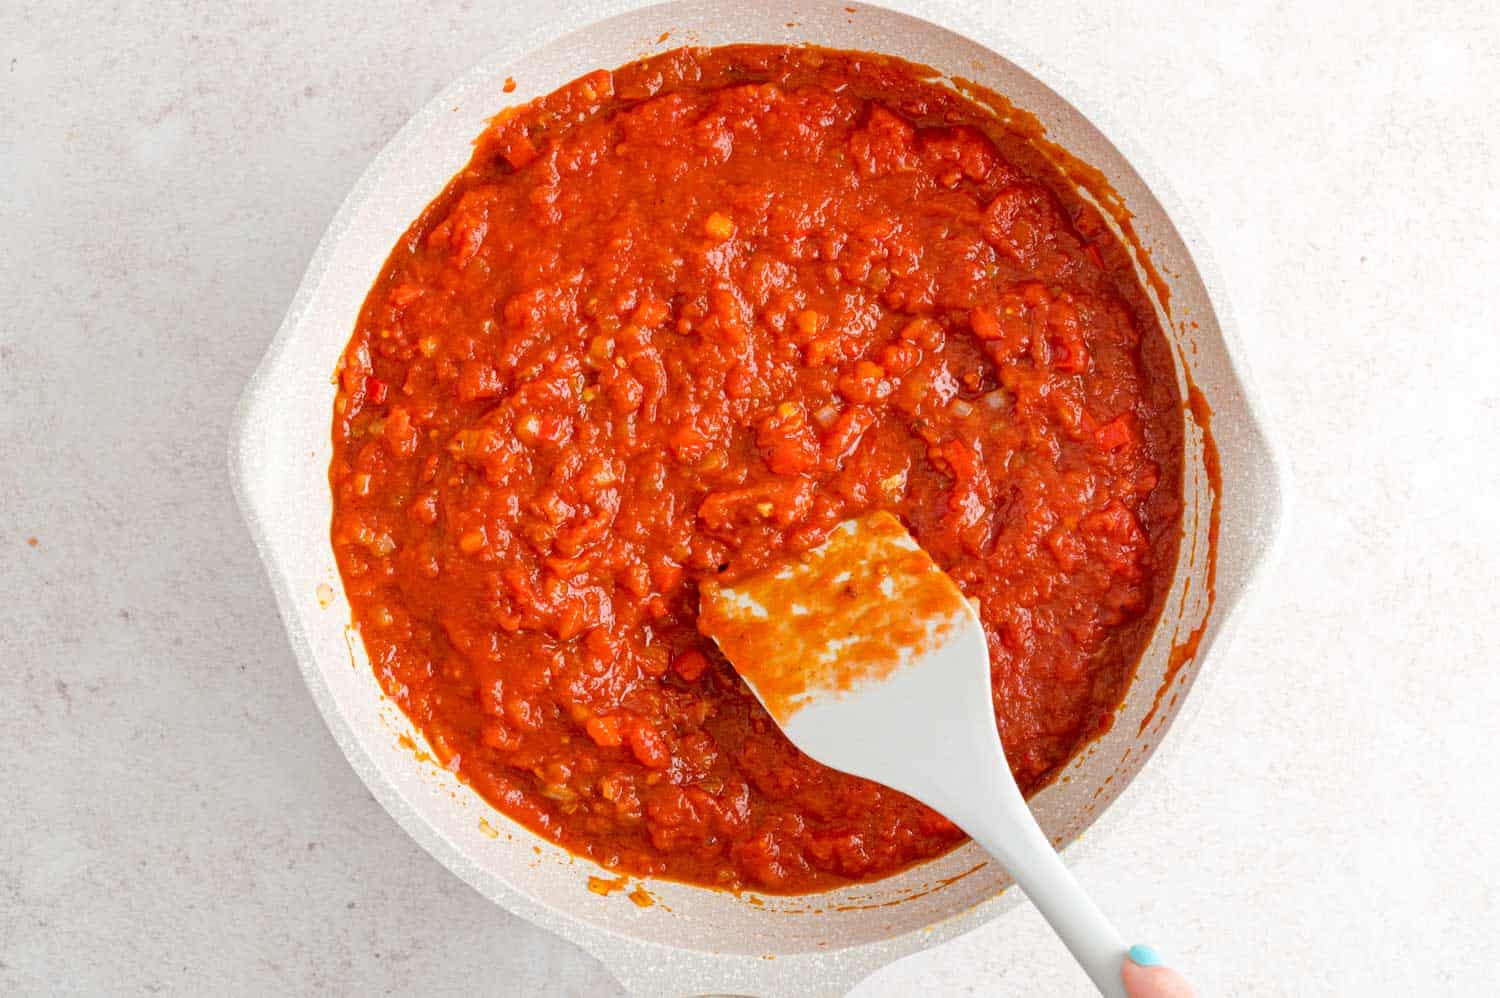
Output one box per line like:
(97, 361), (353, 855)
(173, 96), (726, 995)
(330, 45), (1183, 893)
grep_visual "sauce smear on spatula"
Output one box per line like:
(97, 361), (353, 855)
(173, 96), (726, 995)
(699, 512), (972, 721)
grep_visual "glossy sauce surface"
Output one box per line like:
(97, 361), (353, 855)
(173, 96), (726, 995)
(330, 45), (1183, 892)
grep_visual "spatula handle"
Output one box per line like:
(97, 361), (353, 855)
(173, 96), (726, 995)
(968, 815), (1128, 997)
(934, 759), (1128, 998)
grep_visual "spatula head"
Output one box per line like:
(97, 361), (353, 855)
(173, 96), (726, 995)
(699, 512), (1000, 799)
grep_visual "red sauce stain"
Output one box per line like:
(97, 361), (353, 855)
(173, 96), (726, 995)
(396, 732), (436, 766)
(26, 537), (39, 547)
(698, 512), (969, 722)
(829, 861), (989, 912)
(583, 875), (659, 909)
(657, 31), (671, 43)
(587, 874), (629, 897)
(502, 76), (517, 94)
(1139, 384), (1220, 734)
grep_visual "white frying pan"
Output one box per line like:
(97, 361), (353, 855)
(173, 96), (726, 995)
(230, 2), (1284, 994)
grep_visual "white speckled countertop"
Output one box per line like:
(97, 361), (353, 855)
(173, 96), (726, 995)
(3, 1), (1497, 994)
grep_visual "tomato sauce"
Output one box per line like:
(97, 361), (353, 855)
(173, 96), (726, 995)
(330, 45), (1183, 893)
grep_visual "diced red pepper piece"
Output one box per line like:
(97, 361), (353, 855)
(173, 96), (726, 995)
(389, 284), (422, 308)
(627, 722), (671, 769)
(1094, 414), (1133, 451)
(586, 715), (624, 748)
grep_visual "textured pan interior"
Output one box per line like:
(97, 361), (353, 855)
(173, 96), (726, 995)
(229, 2), (1282, 995)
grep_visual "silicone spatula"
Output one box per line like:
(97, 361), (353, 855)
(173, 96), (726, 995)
(698, 511), (1129, 997)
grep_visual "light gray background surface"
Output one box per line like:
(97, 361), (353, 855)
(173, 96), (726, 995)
(3, 1), (1497, 995)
